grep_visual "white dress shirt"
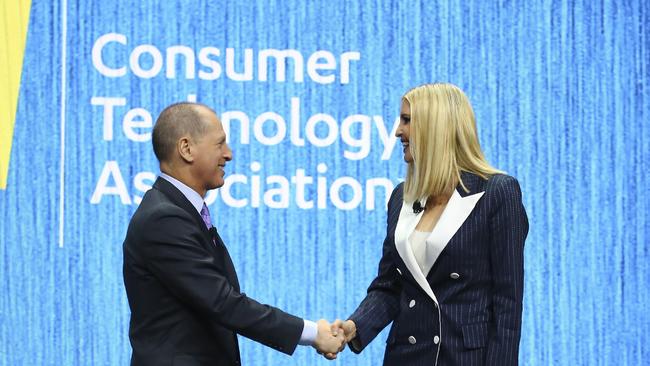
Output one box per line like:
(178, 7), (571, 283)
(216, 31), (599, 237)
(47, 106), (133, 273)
(409, 230), (433, 275)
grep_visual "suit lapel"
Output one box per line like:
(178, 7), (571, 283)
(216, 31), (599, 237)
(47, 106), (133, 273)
(153, 178), (240, 288)
(394, 199), (439, 305)
(393, 172), (485, 303)
(212, 231), (240, 291)
(153, 178), (213, 241)
(421, 189), (484, 274)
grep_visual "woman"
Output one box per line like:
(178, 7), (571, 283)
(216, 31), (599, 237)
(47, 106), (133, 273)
(335, 83), (528, 365)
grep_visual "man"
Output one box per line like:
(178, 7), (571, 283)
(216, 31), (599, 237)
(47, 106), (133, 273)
(123, 102), (344, 365)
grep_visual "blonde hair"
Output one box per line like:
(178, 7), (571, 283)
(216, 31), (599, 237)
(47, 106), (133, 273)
(403, 83), (504, 202)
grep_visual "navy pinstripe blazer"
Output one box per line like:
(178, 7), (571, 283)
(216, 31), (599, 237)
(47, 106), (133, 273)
(349, 172), (528, 366)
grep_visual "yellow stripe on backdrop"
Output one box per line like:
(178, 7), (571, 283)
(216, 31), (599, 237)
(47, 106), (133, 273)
(0, 0), (31, 189)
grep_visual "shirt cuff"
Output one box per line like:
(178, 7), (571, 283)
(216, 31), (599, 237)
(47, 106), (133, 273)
(298, 319), (318, 346)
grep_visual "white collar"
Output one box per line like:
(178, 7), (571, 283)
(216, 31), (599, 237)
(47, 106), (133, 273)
(160, 173), (204, 214)
(394, 188), (485, 304)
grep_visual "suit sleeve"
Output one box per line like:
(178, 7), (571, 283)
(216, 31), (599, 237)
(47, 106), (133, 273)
(139, 207), (303, 355)
(348, 185), (402, 353)
(485, 176), (529, 365)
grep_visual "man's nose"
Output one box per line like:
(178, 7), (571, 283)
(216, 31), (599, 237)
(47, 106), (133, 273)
(223, 144), (233, 161)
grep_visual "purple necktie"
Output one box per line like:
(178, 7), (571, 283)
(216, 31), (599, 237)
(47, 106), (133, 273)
(200, 203), (213, 229)
(200, 203), (217, 246)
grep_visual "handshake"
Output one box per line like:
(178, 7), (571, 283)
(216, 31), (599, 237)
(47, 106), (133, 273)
(313, 319), (357, 360)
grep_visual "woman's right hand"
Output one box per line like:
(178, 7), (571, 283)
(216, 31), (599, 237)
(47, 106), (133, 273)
(332, 319), (357, 344)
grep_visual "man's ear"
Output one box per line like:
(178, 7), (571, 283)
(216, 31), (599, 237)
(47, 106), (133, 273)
(177, 136), (194, 163)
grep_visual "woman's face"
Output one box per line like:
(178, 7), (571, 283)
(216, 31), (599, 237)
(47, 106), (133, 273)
(396, 99), (413, 163)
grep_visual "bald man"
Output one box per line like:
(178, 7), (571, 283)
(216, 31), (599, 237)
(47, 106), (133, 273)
(123, 103), (343, 365)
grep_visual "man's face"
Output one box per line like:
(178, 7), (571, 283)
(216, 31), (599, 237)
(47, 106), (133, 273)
(191, 109), (232, 191)
(395, 99), (413, 163)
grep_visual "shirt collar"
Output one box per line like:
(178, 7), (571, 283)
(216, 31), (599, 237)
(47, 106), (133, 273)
(159, 173), (204, 214)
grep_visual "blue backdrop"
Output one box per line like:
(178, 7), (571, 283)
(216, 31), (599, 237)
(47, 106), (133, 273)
(1, 1), (649, 365)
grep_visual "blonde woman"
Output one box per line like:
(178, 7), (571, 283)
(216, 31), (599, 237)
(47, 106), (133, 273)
(334, 83), (529, 365)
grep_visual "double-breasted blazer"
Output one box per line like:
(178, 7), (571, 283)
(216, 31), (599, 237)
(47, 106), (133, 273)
(349, 172), (528, 366)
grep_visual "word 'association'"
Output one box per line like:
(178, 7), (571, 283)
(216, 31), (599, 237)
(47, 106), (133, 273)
(91, 161), (395, 211)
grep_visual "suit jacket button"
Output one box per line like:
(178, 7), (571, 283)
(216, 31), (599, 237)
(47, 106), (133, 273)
(409, 299), (416, 308)
(434, 335), (440, 344)
(408, 336), (416, 344)
(396, 268), (402, 275)
(450, 272), (460, 280)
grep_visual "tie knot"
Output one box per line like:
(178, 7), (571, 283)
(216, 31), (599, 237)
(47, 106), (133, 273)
(200, 203), (212, 229)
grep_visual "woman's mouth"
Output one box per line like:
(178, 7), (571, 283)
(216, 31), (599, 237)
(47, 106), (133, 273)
(401, 141), (409, 152)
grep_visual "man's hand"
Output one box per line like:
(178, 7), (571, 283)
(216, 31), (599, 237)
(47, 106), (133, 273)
(332, 319), (357, 344)
(320, 319), (357, 360)
(313, 319), (345, 360)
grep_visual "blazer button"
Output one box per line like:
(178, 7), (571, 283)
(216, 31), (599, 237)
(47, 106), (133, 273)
(396, 268), (402, 275)
(409, 299), (416, 308)
(408, 336), (416, 345)
(434, 335), (440, 344)
(450, 272), (460, 280)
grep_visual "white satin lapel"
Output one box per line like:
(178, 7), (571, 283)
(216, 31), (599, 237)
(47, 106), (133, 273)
(422, 189), (485, 274)
(394, 200), (439, 305)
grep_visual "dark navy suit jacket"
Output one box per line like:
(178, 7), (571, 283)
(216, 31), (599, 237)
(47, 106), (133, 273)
(123, 177), (303, 366)
(349, 172), (528, 366)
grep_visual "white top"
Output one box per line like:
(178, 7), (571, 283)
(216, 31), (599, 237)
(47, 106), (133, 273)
(409, 230), (432, 275)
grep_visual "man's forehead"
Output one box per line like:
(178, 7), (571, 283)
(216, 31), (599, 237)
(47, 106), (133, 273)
(206, 113), (225, 136)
